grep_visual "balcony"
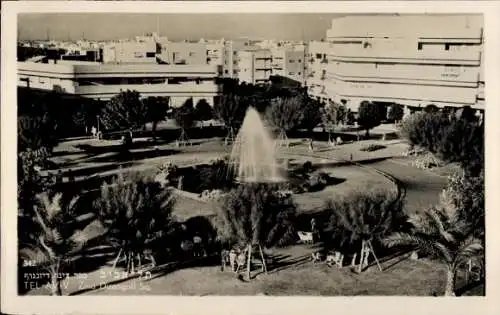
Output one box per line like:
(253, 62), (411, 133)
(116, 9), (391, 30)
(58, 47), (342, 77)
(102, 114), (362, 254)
(75, 82), (219, 100)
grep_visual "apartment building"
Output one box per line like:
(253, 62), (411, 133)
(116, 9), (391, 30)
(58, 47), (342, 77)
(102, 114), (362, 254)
(307, 15), (485, 112)
(236, 49), (273, 84)
(157, 41), (207, 65)
(101, 39), (157, 64)
(18, 61), (221, 107)
(271, 48), (306, 85)
(207, 41), (225, 67)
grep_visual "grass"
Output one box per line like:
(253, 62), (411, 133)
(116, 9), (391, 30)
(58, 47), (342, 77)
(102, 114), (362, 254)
(27, 247), (456, 296)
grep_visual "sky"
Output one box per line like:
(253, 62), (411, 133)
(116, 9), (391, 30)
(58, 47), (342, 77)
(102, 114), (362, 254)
(18, 13), (344, 41)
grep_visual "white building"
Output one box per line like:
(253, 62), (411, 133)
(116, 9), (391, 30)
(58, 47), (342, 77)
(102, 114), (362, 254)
(236, 49), (273, 84)
(271, 47), (306, 84)
(307, 15), (485, 111)
(18, 61), (221, 107)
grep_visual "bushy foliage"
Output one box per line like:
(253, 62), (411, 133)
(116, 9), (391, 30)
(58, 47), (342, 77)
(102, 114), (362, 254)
(441, 170), (484, 240)
(360, 144), (387, 152)
(100, 90), (147, 132)
(18, 114), (58, 153)
(325, 189), (406, 249)
(265, 96), (305, 134)
(213, 94), (249, 131)
(94, 172), (176, 273)
(173, 98), (196, 129)
(194, 99), (214, 121)
(215, 183), (297, 248)
(321, 102), (347, 133)
(297, 98), (323, 131)
(387, 104), (404, 122)
(176, 157), (236, 194)
(357, 101), (384, 136)
(400, 111), (484, 176)
(17, 148), (59, 226)
(143, 96), (170, 141)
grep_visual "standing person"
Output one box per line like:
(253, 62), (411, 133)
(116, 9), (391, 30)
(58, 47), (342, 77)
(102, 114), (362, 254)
(308, 138), (314, 153)
(91, 126), (97, 138)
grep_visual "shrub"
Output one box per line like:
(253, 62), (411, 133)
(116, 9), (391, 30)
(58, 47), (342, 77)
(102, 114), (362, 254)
(360, 144), (387, 152)
(307, 172), (330, 191)
(399, 110), (483, 176)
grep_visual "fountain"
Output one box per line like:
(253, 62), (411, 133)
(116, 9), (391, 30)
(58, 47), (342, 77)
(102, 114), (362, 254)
(229, 107), (286, 183)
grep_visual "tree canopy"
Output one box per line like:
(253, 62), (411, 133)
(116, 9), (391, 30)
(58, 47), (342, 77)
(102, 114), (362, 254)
(265, 96), (305, 134)
(357, 101), (384, 136)
(194, 99), (214, 121)
(100, 90), (147, 132)
(213, 94), (249, 131)
(400, 110), (484, 176)
(172, 98), (197, 130)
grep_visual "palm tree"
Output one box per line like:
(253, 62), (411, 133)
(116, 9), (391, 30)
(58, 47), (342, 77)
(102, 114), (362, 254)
(94, 172), (176, 275)
(382, 189), (483, 296)
(19, 192), (93, 295)
(215, 183), (297, 280)
(325, 189), (405, 273)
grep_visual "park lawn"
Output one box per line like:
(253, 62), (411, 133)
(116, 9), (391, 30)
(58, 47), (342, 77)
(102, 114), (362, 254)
(30, 252), (449, 296)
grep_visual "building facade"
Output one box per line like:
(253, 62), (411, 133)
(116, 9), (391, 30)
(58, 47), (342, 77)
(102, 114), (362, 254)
(271, 48), (306, 85)
(18, 61), (221, 107)
(307, 15), (485, 112)
(236, 49), (273, 84)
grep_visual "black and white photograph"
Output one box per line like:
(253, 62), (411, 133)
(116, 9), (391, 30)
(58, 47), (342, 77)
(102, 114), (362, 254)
(1, 1), (499, 314)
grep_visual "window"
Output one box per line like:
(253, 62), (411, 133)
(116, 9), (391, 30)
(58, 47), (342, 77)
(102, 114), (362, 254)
(316, 53), (322, 59)
(134, 52), (144, 58)
(289, 59), (295, 63)
(189, 52), (195, 57)
(298, 59), (302, 63)
(224, 69), (229, 74)
(289, 72), (295, 75)
(146, 52), (155, 58)
(417, 43), (423, 50)
(298, 72), (301, 75)
(445, 44), (450, 51)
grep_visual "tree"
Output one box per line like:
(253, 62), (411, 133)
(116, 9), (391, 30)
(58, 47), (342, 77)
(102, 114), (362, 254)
(298, 98), (323, 133)
(321, 102), (346, 141)
(143, 96), (170, 142)
(265, 96), (305, 147)
(194, 99), (214, 121)
(399, 111), (484, 176)
(325, 189), (405, 273)
(213, 94), (248, 144)
(215, 183), (297, 280)
(19, 192), (95, 295)
(71, 98), (103, 135)
(383, 189), (483, 296)
(100, 90), (147, 135)
(387, 104), (404, 123)
(94, 172), (176, 274)
(172, 98), (196, 146)
(357, 101), (384, 137)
